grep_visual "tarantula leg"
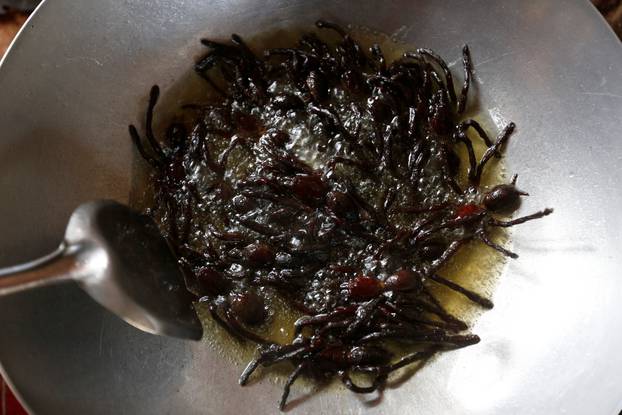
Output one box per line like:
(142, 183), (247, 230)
(327, 156), (376, 178)
(358, 327), (479, 347)
(345, 297), (385, 337)
(315, 19), (348, 37)
(294, 306), (356, 335)
(222, 306), (270, 344)
(381, 188), (397, 219)
(339, 370), (387, 394)
(206, 299), (244, 341)
(218, 136), (251, 171)
(408, 140), (430, 183)
(401, 50), (425, 64)
(237, 218), (279, 236)
(144, 85), (166, 159)
(448, 177), (464, 195)
(373, 228), (408, 259)
(307, 104), (355, 142)
(474, 122), (515, 185)
(476, 229), (519, 259)
(454, 131), (478, 182)
(416, 48), (457, 103)
(346, 184), (388, 227)
(128, 85), (168, 167)
(179, 198), (194, 244)
(298, 32), (329, 54)
(242, 190), (308, 212)
(457, 119), (494, 147)
(424, 238), (471, 277)
(379, 303), (462, 332)
(419, 287), (469, 330)
(279, 362), (308, 410)
(208, 226), (249, 244)
(388, 348), (437, 372)
(412, 331), (480, 347)
(403, 210), (447, 240)
(489, 208), (554, 227)
(411, 301), (468, 331)
(239, 343), (309, 386)
(239, 359), (261, 386)
(199, 38), (236, 51)
(197, 71), (227, 97)
(200, 135), (225, 174)
(400, 202), (450, 215)
(231, 33), (256, 58)
(428, 274), (494, 308)
(128, 125), (161, 168)
(194, 53), (229, 96)
(456, 45), (472, 114)
(380, 125), (395, 172)
(370, 44), (387, 72)
(318, 319), (352, 337)
(195, 53), (219, 73)
(206, 298), (268, 344)
(425, 65), (450, 97)
(160, 195), (181, 243)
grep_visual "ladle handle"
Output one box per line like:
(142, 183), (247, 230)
(0, 243), (82, 295)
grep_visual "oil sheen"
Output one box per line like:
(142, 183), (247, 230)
(131, 25), (511, 386)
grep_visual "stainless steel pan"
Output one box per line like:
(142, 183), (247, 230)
(1, 1), (622, 414)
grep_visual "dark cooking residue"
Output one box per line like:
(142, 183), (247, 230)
(129, 21), (552, 410)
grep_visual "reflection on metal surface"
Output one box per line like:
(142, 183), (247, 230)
(448, 345), (509, 413)
(0, 201), (203, 339)
(0, 0), (622, 414)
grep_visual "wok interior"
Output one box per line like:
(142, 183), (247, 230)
(0, 1), (621, 414)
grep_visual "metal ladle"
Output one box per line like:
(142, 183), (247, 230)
(0, 200), (203, 340)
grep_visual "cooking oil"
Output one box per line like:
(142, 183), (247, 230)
(129, 24), (513, 389)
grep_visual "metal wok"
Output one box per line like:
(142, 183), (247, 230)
(1, 1), (622, 414)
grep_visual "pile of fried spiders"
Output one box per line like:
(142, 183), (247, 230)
(129, 20), (552, 410)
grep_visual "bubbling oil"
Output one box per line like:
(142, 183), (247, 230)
(130, 25), (511, 386)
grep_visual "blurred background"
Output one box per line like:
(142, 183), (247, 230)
(0, 1), (620, 414)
